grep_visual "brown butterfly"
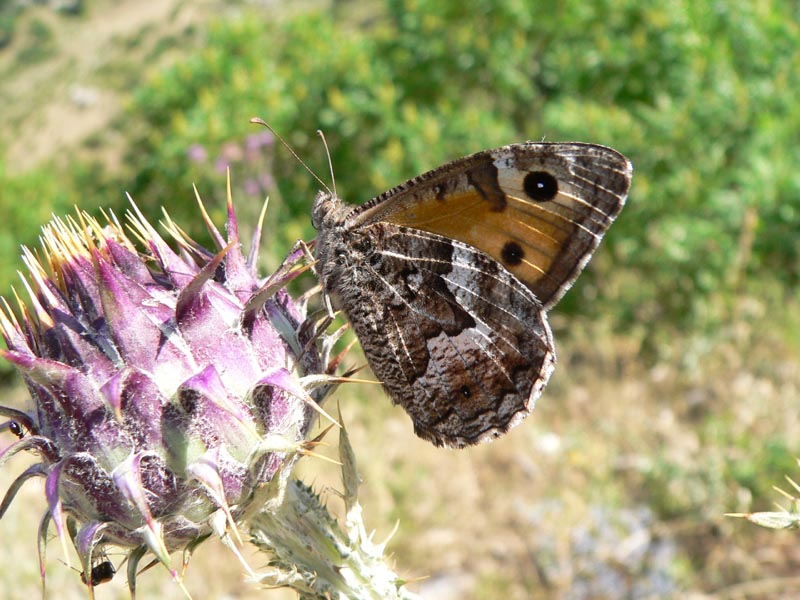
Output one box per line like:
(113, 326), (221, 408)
(313, 143), (632, 448)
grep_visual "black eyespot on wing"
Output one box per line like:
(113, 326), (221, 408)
(523, 171), (558, 201)
(501, 241), (525, 267)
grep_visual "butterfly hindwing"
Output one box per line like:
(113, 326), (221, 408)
(315, 216), (554, 447)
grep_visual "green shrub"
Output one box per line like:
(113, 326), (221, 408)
(113, 0), (800, 335)
(3, 0), (798, 337)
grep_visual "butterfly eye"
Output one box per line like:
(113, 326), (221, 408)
(523, 171), (558, 202)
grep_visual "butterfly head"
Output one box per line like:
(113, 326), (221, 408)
(312, 190), (359, 296)
(312, 190), (345, 231)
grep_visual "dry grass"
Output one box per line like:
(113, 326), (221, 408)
(0, 0), (246, 172)
(4, 303), (799, 599)
(321, 309), (800, 599)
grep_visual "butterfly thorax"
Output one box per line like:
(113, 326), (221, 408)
(312, 191), (375, 302)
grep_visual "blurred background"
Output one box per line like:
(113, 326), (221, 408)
(1, 0), (799, 598)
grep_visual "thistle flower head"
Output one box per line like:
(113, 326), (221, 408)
(0, 192), (329, 594)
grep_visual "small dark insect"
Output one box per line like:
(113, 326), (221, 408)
(80, 560), (116, 587)
(8, 420), (25, 439)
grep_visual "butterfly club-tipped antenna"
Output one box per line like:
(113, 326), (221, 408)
(249, 118), (339, 317)
(249, 117), (333, 196)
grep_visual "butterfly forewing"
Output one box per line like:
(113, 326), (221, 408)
(354, 143), (632, 310)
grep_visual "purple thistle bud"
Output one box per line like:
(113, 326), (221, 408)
(0, 193), (330, 594)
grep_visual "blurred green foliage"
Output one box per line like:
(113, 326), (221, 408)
(2, 0), (799, 335)
(121, 0), (800, 334)
(0, 162), (72, 297)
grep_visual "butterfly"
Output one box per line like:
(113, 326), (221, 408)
(312, 143), (632, 448)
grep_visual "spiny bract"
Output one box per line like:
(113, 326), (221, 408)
(0, 193), (331, 595)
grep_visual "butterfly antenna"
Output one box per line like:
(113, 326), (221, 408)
(317, 129), (337, 198)
(249, 117), (331, 194)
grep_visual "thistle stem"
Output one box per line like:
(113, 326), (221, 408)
(249, 428), (421, 600)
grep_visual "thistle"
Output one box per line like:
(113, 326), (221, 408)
(0, 185), (413, 599)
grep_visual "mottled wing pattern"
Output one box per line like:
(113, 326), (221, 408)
(323, 222), (555, 448)
(354, 143), (632, 310)
(312, 142), (631, 447)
